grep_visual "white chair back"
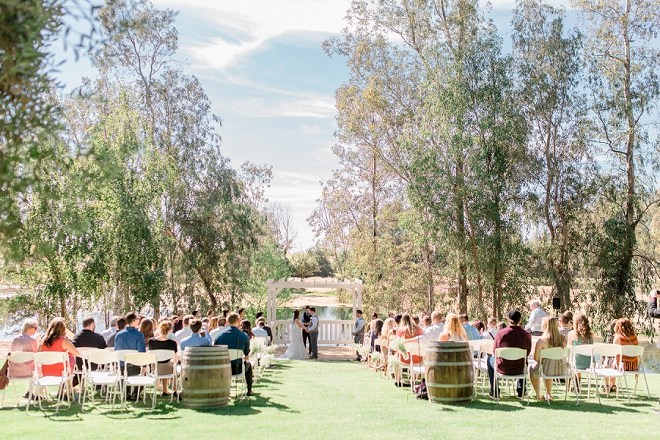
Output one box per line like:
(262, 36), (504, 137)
(150, 349), (175, 363)
(114, 349), (138, 363)
(8, 351), (34, 364)
(539, 346), (570, 361)
(228, 349), (245, 362)
(495, 347), (526, 361)
(123, 353), (157, 368)
(479, 340), (494, 356)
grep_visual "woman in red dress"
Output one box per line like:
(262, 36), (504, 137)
(39, 318), (80, 379)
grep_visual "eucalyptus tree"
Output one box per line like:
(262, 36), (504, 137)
(512, 0), (596, 312)
(572, 0), (660, 322)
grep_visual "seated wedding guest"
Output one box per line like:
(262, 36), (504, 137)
(192, 310), (199, 319)
(256, 313), (273, 345)
(149, 320), (178, 396)
(472, 320), (485, 336)
(369, 319), (384, 352)
(252, 318), (269, 339)
(207, 310), (215, 319)
(395, 313), (424, 385)
(420, 311), (444, 343)
(180, 319), (212, 351)
(607, 318), (639, 393)
(422, 316), (432, 330)
(381, 317), (397, 347)
(497, 321), (507, 331)
(481, 318), (498, 340)
(174, 315), (194, 345)
(563, 311), (574, 331)
(412, 315), (420, 326)
(172, 315), (183, 333)
(567, 314), (594, 382)
(439, 313), (468, 342)
(9, 319), (39, 391)
(558, 313), (571, 339)
(210, 317), (229, 342)
(138, 317), (155, 347)
(461, 314), (481, 340)
(106, 317), (126, 348)
(208, 316), (219, 335)
(488, 310), (531, 398)
(101, 316), (118, 342)
(238, 308), (246, 319)
(39, 318), (80, 384)
(529, 317), (569, 401)
(215, 313), (254, 396)
(115, 312), (147, 398)
(241, 319), (255, 339)
(222, 309), (229, 318)
(72, 316), (107, 370)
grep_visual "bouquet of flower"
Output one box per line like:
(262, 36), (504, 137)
(388, 354), (401, 368)
(371, 351), (382, 363)
(250, 339), (264, 354)
(265, 345), (277, 355)
(261, 353), (274, 367)
(358, 344), (371, 358)
(389, 337), (407, 355)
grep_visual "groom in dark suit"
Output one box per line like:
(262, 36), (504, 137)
(302, 305), (312, 355)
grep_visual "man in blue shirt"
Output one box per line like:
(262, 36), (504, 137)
(114, 312), (146, 400)
(215, 312), (254, 396)
(180, 319), (211, 351)
(461, 314), (482, 340)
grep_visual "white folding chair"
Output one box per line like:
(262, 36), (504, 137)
(404, 342), (426, 392)
(121, 353), (158, 410)
(620, 345), (650, 400)
(30, 352), (74, 414)
(2, 352), (34, 412)
(75, 348), (103, 404)
(592, 344), (628, 404)
(81, 350), (121, 412)
(475, 340), (493, 395)
(494, 347), (529, 405)
(150, 349), (177, 403)
(571, 344), (596, 399)
(538, 347), (578, 405)
(228, 349), (247, 401)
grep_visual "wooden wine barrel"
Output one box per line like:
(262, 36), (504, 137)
(424, 341), (474, 404)
(181, 345), (231, 409)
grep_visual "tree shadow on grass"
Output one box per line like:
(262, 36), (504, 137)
(465, 397), (649, 414)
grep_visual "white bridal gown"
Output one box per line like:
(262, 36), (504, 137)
(282, 319), (309, 360)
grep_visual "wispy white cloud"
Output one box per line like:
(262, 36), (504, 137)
(232, 94), (336, 119)
(154, 0), (352, 69)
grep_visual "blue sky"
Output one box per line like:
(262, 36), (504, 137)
(54, 0), (573, 249)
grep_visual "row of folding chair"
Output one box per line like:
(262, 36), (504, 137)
(468, 340), (650, 406)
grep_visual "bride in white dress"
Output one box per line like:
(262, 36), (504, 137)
(281, 310), (309, 360)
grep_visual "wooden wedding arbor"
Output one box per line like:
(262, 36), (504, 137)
(265, 277), (364, 345)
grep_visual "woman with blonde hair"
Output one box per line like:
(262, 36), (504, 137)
(438, 313), (468, 342)
(148, 319), (178, 396)
(529, 316), (568, 400)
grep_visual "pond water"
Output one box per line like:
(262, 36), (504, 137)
(276, 305), (353, 321)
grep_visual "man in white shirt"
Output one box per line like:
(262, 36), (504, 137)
(210, 317), (229, 342)
(252, 319), (269, 338)
(481, 317), (498, 340)
(420, 311), (444, 343)
(524, 299), (547, 336)
(101, 316), (118, 342)
(174, 315), (194, 345)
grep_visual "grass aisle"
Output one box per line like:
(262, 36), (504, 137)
(1, 359), (659, 439)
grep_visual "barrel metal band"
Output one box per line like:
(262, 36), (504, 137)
(182, 387), (231, 394)
(424, 361), (473, 367)
(427, 382), (474, 388)
(426, 349), (470, 353)
(430, 396), (472, 402)
(182, 365), (231, 370)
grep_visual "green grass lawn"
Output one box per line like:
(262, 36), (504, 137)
(1, 359), (659, 439)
